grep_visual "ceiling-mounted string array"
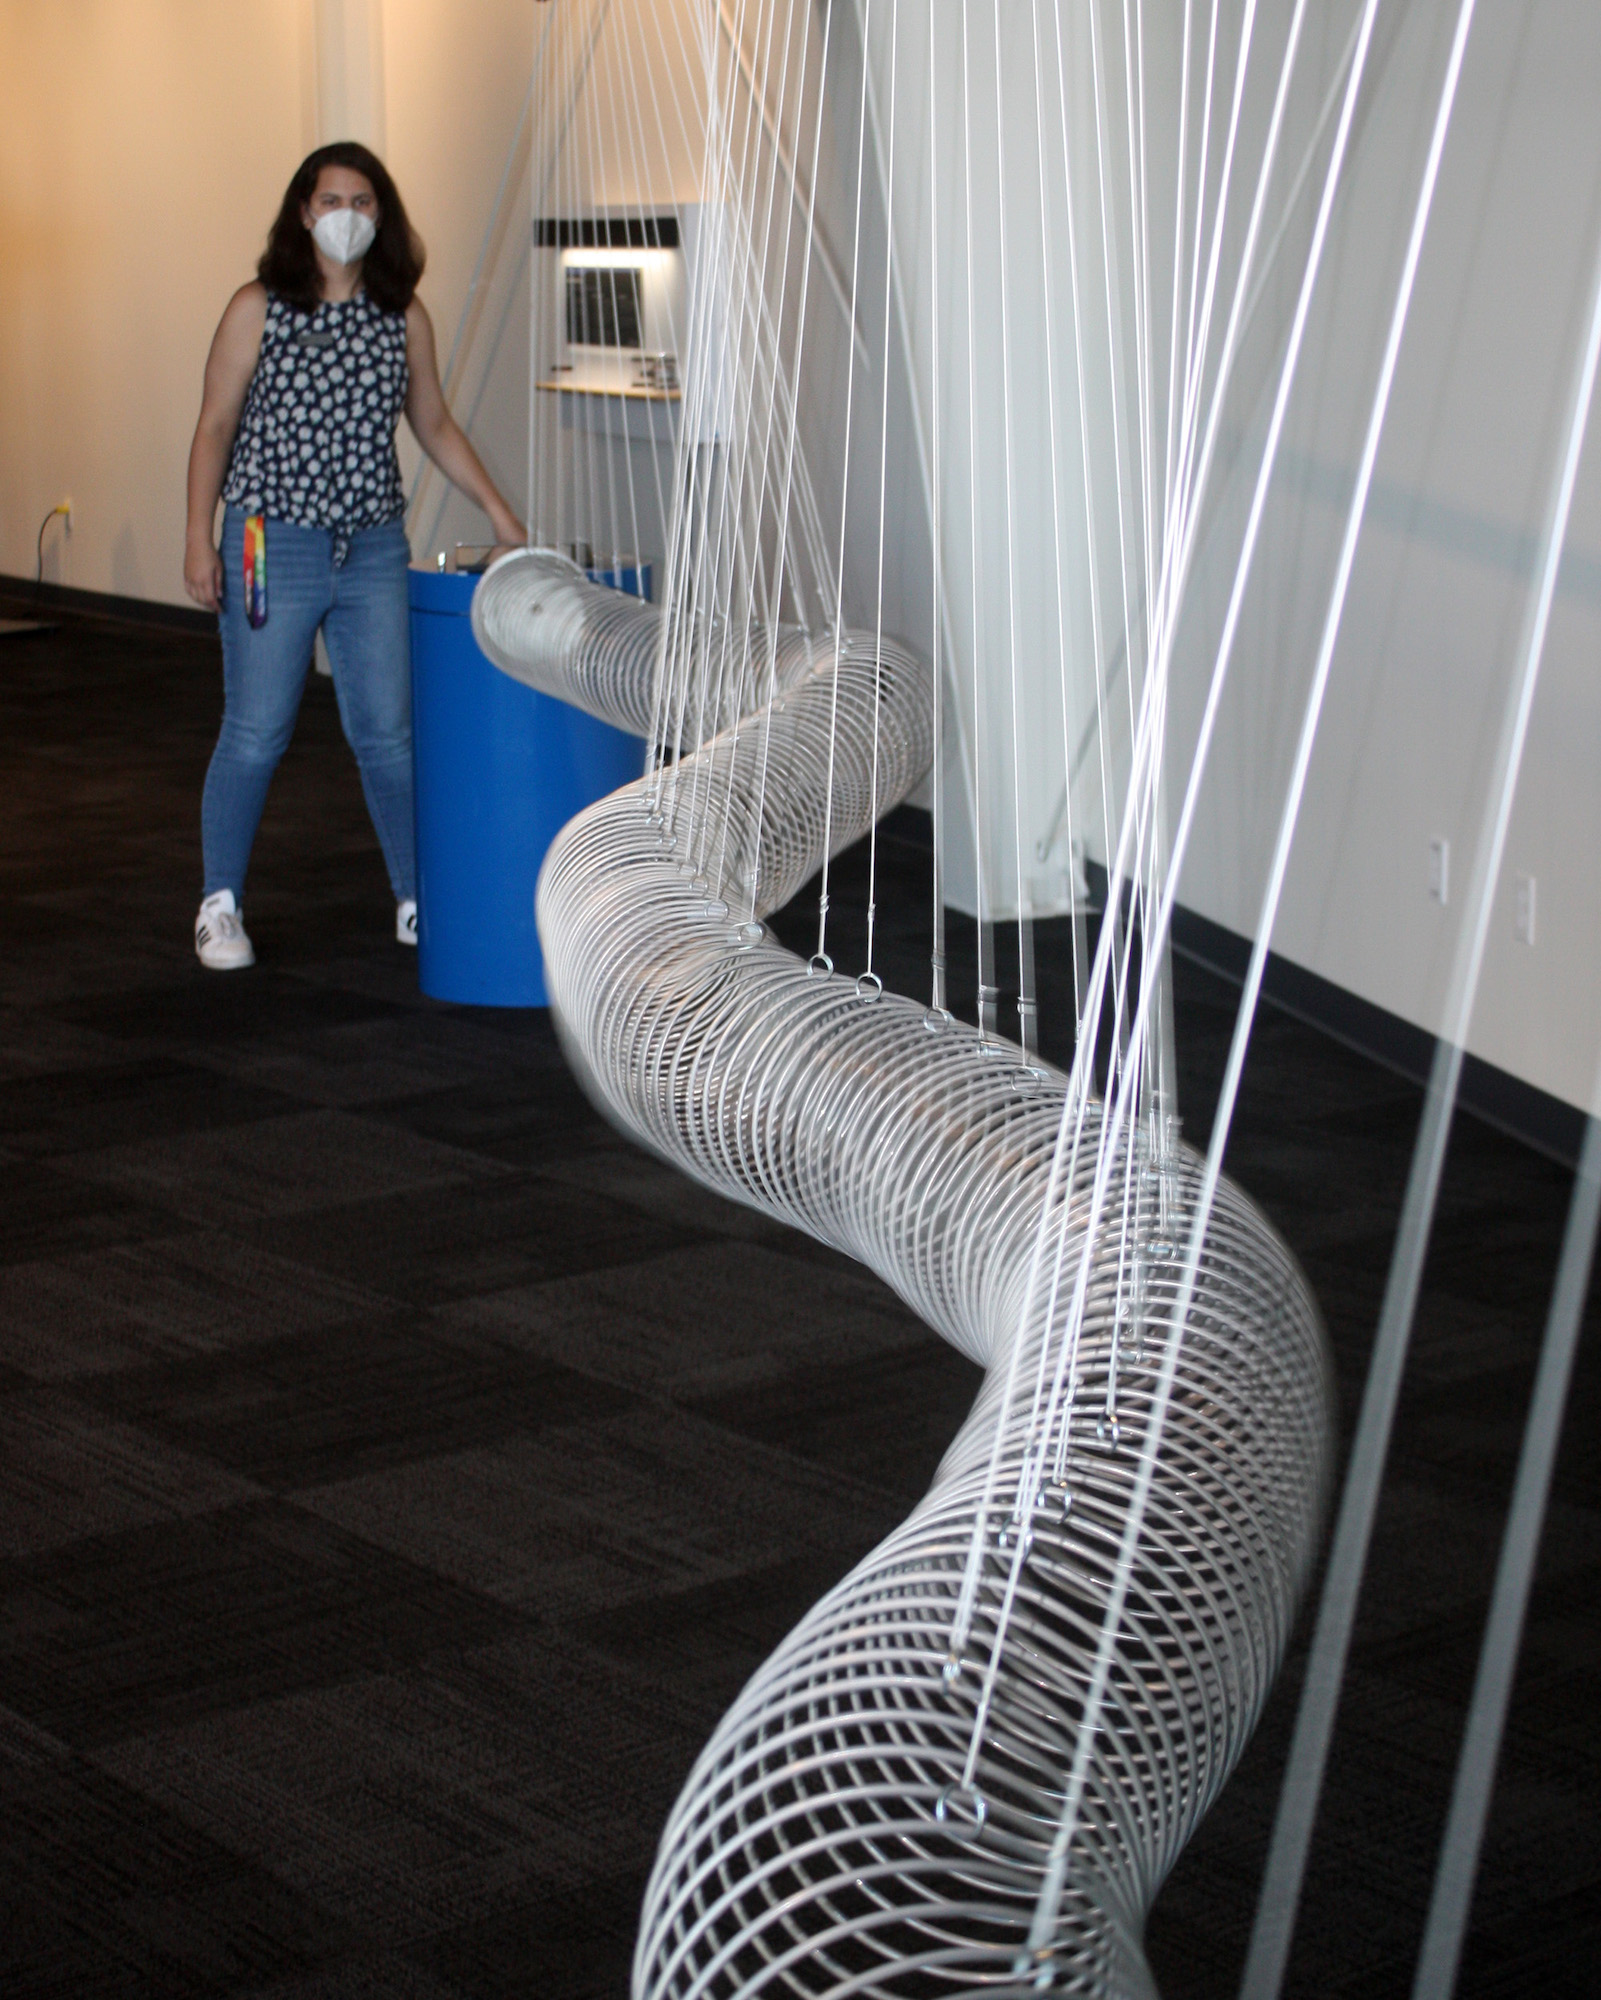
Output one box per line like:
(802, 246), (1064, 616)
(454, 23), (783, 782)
(464, 2), (1601, 1994)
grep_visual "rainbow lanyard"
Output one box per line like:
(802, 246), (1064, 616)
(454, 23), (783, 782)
(243, 513), (267, 629)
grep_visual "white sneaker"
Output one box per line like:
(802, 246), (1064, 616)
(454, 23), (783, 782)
(396, 898), (418, 946)
(195, 889), (255, 971)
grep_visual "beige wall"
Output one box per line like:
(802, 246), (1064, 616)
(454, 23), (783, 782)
(0, 0), (316, 603)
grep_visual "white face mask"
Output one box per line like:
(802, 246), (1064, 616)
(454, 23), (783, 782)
(311, 207), (377, 265)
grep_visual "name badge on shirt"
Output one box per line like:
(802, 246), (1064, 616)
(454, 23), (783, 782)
(294, 327), (338, 350)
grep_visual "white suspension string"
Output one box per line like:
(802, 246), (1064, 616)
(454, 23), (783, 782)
(814, 0), (876, 973)
(1411, 1060), (1601, 2000)
(861, 0), (899, 990)
(1030, 0), (1083, 1029)
(989, 2), (1031, 1049)
(1242, 64), (1601, 1999)
(1014, 0), (1387, 1951)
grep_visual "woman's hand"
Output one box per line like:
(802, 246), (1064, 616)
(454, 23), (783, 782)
(484, 499), (527, 547)
(184, 538), (224, 611)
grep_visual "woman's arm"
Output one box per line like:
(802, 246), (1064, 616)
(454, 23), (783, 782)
(184, 283), (268, 609)
(404, 298), (527, 545)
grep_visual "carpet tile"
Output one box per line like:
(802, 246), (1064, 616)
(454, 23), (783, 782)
(62, 1106), (508, 1230)
(0, 1235), (392, 1379)
(0, 1499), (532, 1748)
(0, 1156), (184, 1267)
(97, 1631), (711, 1940)
(444, 1235), (940, 1399)
(246, 1169), (706, 1306)
(80, 1320), (637, 1491)
(0, 1722), (355, 1999)
(0, 1387), (261, 1559)
(0, 1055), (307, 1155)
(296, 1401), (911, 1616)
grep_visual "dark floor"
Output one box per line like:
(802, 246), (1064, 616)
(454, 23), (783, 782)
(0, 591), (1595, 2000)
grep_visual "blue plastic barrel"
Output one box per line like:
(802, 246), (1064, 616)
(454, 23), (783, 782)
(409, 566), (643, 1007)
(587, 560), (653, 600)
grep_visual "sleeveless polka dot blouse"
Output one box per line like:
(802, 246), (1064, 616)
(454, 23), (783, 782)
(223, 290), (408, 557)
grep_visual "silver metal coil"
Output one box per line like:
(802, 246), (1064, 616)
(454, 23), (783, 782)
(472, 548), (1334, 1998)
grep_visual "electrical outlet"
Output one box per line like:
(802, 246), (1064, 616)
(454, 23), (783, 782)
(1428, 837), (1449, 905)
(1514, 872), (1537, 946)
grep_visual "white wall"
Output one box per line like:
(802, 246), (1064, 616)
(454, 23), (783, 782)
(853, 0), (1601, 1114)
(868, 1), (1132, 923)
(1164, 0), (1601, 1115)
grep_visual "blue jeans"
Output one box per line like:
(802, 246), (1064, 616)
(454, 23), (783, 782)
(202, 508), (415, 901)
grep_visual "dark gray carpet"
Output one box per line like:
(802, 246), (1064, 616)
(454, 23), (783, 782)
(0, 590), (1594, 1999)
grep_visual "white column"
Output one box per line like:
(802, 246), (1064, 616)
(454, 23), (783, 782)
(315, 0), (387, 152)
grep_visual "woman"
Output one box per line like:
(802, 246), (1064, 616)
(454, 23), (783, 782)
(184, 141), (523, 969)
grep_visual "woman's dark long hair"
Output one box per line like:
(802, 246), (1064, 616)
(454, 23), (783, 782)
(258, 142), (424, 314)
